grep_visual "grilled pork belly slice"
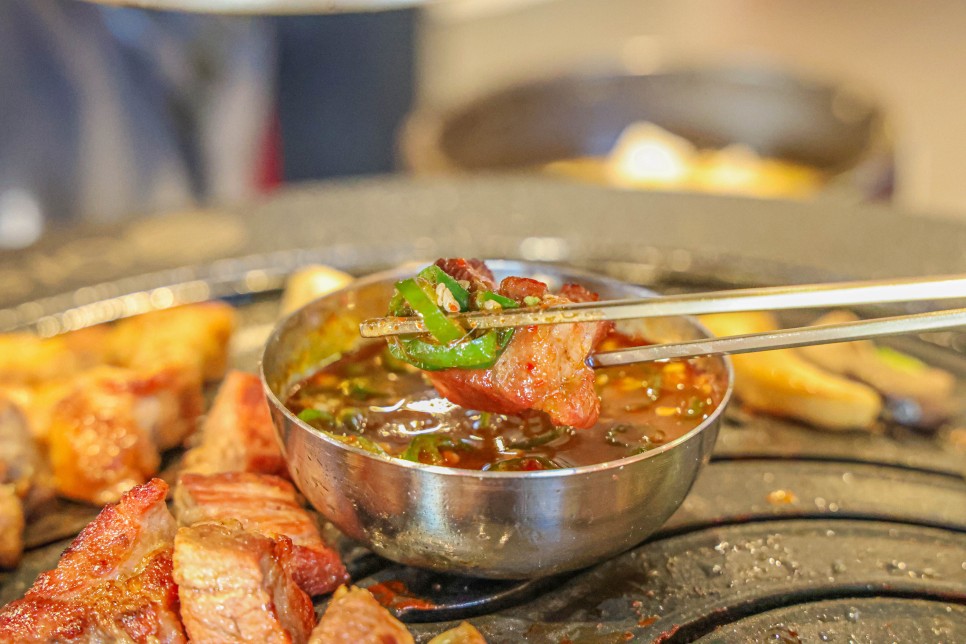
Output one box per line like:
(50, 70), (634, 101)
(175, 472), (347, 596)
(181, 370), (289, 477)
(428, 622), (488, 644)
(173, 522), (315, 644)
(0, 547), (185, 643)
(0, 326), (110, 386)
(0, 485), (24, 569)
(426, 260), (610, 428)
(0, 395), (55, 569)
(111, 302), (235, 381)
(0, 395), (54, 512)
(309, 586), (414, 644)
(47, 366), (204, 505)
(0, 479), (185, 642)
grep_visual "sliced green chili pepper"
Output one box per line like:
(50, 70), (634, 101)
(419, 265), (470, 311)
(476, 290), (519, 310)
(388, 328), (514, 371)
(297, 408), (335, 424)
(394, 277), (465, 343)
(401, 434), (465, 465)
(605, 424), (652, 449)
(324, 431), (387, 456)
(507, 425), (570, 449)
(381, 346), (412, 373)
(487, 456), (560, 471)
(338, 377), (386, 401)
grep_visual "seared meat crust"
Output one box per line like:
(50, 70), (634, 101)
(181, 370), (289, 478)
(47, 366), (203, 505)
(173, 522), (315, 644)
(0, 479), (185, 642)
(175, 472), (347, 596)
(309, 585), (414, 644)
(0, 485), (23, 569)
(110, 302), (235, 381)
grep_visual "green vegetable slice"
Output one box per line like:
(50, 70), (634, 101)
(297, 408), (335, 424)
(476, 290), (519, 310)
(401, 434), (467, 465)
(324, 431), (387, 456)
(486, 456), (560, 471)
(387, 328), (514, 371)
(394, 277), (465, 343)
(419, 265), (471, 311)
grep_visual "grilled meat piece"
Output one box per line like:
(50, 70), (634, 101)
(0, 479), (185, 642)
(0, 485), (24, 569)
(428, 622), (488, 644)
(0, 394), (54, 512)
(309, 586), (414, 644)
(173, 522), (315, 644)
(47, 366), (204, 505)
(0, 326), (110, 386)
(181, 370), (289, 477)
(433, 258), (496, 293)
(25, 478), (175, 596)
(427, 261), (610, 428)
(110, 302), (235, 381)
(0, 395), (55, 569)
(0, 548), (185, 643)
(175, 472), (347, 596)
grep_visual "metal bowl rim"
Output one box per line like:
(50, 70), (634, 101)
(261, 260), (734, 479)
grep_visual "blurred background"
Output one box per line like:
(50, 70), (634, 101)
(2, 0), (966, 251)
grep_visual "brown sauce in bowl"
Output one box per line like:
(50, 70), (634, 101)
(285, 332), (726, 471)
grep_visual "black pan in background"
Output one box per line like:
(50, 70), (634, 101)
(399, 68), (894, 200)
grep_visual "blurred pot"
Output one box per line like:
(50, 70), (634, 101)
(400, 67), (893, 201)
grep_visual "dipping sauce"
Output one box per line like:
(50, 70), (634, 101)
(285, 332), (726, 471)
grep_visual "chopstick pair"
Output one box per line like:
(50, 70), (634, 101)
(359, 275), (966, 367)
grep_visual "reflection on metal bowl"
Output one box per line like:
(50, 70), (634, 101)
(401, 67), (893, 201)
(261, 261), (733, 578)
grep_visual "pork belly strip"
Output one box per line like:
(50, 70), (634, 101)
(426, 260), (610, 428)
(173, 522), (315, 644)
(175, 472), (347, 596)
(0, 326), (110, 385)
(309, 586), (414, 644)
(47, 366), (204, 505)
(0, 485), (24, 569)
(181, 370), (288, 477)
(110, 301), (236, 381)
(0, 547), (185, 643)
(0, 479), (185, 642)
(0, 394), (54, 514)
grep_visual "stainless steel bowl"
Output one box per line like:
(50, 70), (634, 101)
(261, 261), (734, 578)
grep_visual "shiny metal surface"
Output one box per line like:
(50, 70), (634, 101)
(262, 261), (734, 578)
(591, 306), (966, 366)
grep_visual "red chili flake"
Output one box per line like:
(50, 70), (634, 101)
(526, 362), (536, 372)
(638, 615), (659, 627)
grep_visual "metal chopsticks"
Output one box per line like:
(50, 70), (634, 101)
(587, 306), (966, 367)
(359, 274), (966, 338)
(358, 274), (966, 366)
